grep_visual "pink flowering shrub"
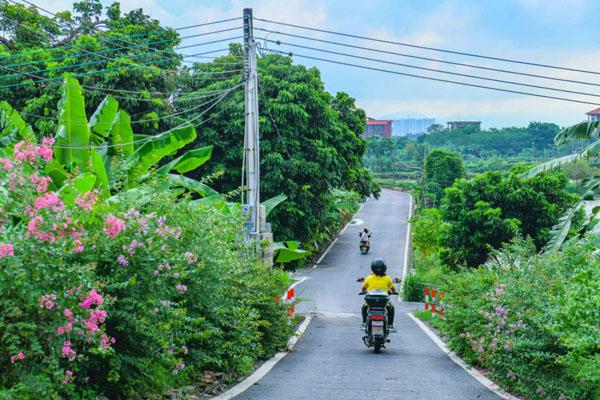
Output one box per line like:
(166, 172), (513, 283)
(1, 139), (291, 399)
(438, 239), (599, 400)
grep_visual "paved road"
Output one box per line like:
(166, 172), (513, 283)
(237, 189), (501, 400)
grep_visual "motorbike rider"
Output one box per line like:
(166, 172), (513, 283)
(359, 258), (397, 331)
(359, 228), (371, 245)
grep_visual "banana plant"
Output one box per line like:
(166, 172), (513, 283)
(520, 120), (600, 251)
(50, 76), (215, 199)
(0, 101), (35, 146)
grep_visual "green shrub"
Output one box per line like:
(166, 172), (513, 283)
(439, 238), (599, 400)
(0, 141), (291, 399)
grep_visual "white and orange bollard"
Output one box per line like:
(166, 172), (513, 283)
(424, 287), (445, 317)
(286, 287), (295, 324)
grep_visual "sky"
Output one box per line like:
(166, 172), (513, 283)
(32, 0), (600, 128)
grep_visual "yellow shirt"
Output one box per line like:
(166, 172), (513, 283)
(362, 274), (395, 292)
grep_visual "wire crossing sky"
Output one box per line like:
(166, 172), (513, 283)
(7, 0), (600, 128)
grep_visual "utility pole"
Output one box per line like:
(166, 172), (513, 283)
(242, 9), (273, 266)
(242, 8), (260, 236)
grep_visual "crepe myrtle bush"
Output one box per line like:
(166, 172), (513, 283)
(439, 238), (599, 400)
(0, 141), (291, 399)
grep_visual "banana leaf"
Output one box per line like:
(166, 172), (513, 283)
(519, 138), (600, 179)
(0, 101), (35, 143)
(167, 174), (218, 197)
(58, 172), (96, 206)
(274, 241), (307, 263)
(555, 120), (600, 145)
(44, 160), (69, 189)
(156, 146), (213, 175)
(261, 194), (287, 217)
(109, 110), (134, 156)
(91, 149), (110, 195)
(54, 77), (90, 168)
(126, 125), (196, 187)
(89, 95), (118, 144)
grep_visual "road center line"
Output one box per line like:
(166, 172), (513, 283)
(407, 313), (520, 400)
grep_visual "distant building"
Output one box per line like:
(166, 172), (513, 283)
(363, 118), (393, 137)
(586, 107), (600, 122)
(393, 118), (436, 136)
(447, 121), (481, 131)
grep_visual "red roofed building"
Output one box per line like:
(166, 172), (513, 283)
(586, 107), (600, 122)
(363, 118), (392, 137)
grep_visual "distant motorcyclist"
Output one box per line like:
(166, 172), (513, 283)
(359, 259), (397, 330)
(359, 228), (371, 245)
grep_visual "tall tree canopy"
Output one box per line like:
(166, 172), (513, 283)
(0, 0), (180, 136)
(175, 47), (379, 242)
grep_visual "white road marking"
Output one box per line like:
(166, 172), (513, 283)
(315, 237), (338, 266)
(402, 195), (413, 282)
(340, 203), (365, 235)
(286, 276), (308, 293)
(212, 316), (313, 400)
(407, 313), (521, 400)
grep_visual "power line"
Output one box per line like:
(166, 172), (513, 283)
(0, 40), (242, 89)
(264, 49), (600, 106)
(259, 38), (600, 99)
(50, 82), (243, 150)
(0, 21), (239, 70)
(8, 0), (239, 78)
(256, 17), (600, 76)
(254, 27), (600, 88)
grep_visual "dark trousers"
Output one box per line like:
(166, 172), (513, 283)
(362, 303), (395, 326)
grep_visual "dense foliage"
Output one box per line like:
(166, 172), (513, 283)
(440, 170), (575, 268)
(423, 149), (465, 203)
(0, 135), (291, 399)
(178, 48), (378, 244)
(0, 0), (179, 137)
(437, 238), (599, 400)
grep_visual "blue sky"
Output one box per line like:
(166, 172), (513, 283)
(40, 0), (600, 128)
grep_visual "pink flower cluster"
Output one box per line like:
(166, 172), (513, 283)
(156, 216), (182, 239)
(100, 333), (116, 348)
(56, 308), (75, 335)
(63, 370), (74, 384)
(13, 139), (53, 165)
(79, 290), (103, 309)
(125, 240), (144, 256)
(10, 352), (25, 363)
(0, 158), (13, 171)
(104, 215), (126, 239)
(72, 239), (84, 253)
(29, 173), (51, 194)
(175, 284), (187, 293)
(34, 192), (64, 212)
(74, 191), (98, 211)
(38, 293), (57, 310)
(117, 255), (129, 266)
(83, 309), (107, 334)
(0, 243), (14, 258)
(61, 340), (76, 361)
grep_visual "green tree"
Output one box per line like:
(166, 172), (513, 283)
(441, 170), (576, 268)
(424, 148), (465, 202)
(0, 1), (180, 137)
(176, 49), (378, 243)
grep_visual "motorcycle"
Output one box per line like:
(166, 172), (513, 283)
(359, 239), (370, 254)
(357, 277), (400, 353)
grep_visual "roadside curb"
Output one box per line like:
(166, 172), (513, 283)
(211, 316), (313, 400)
(407, 313), (521, 400)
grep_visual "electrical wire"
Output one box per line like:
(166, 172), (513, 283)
(50, 82), (243, 150)
(264, 48), (600, 106)
(7, 0), (241, 78)
(254, 27), (600, 89)
(259, 38), (600, 99)
(255, 17), (600, 76)
(0, 39), (241, 90)
(0, 20), (239, 71)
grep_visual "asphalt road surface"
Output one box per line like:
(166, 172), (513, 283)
(237, 189), (502, 400)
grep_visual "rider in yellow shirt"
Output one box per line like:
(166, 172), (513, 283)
(360, 259), (398, 330)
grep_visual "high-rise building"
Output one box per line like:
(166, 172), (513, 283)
(392, 118), (436, 136)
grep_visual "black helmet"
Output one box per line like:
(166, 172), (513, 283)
(371, 258), (387, 276)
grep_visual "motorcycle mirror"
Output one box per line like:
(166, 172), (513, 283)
(394, 277), (402, 283)
(356, 277), (365, 282)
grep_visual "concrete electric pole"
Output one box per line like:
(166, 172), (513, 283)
(243, 8), (260, 235)
(243, 8), (273, 265)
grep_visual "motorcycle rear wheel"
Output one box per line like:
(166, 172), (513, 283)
(374, 343), (382, 353)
